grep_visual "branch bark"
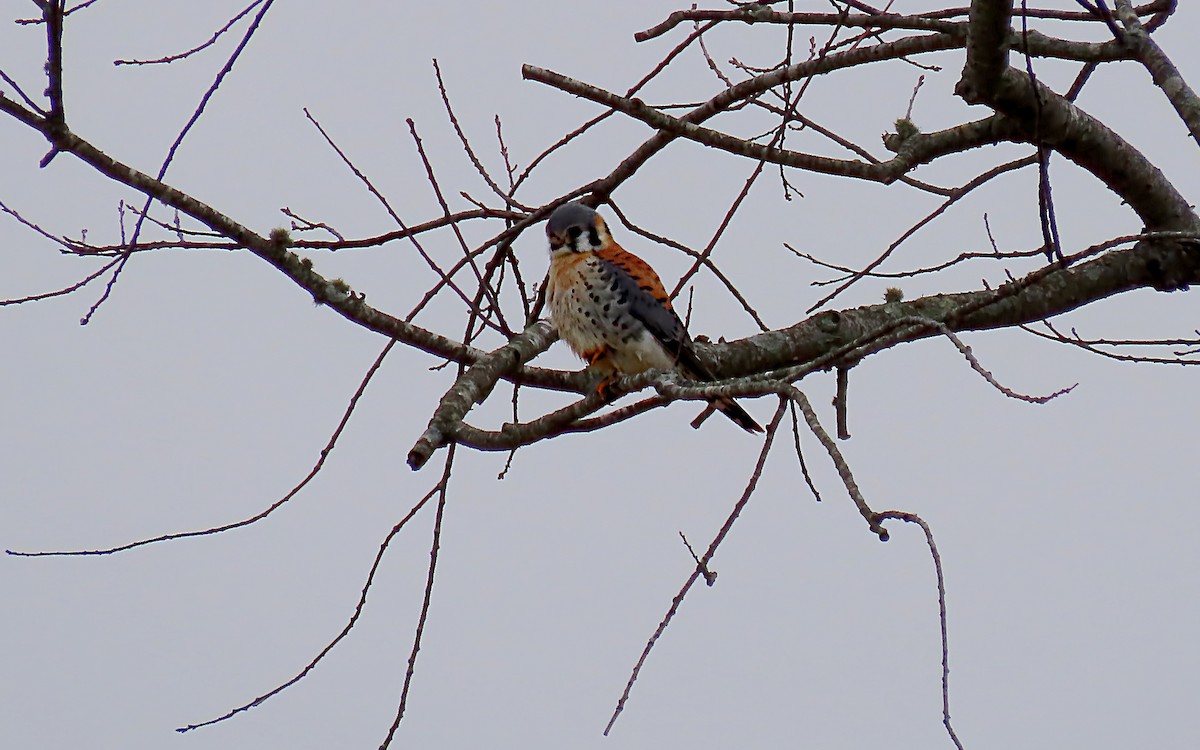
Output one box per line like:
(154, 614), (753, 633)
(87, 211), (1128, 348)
(716, 235), (1200, 379)
(408, 321), (558, 470)
(0, 93), (586, 392)
(956, 1), (1196, 231)
(959, 0), (1013, 102)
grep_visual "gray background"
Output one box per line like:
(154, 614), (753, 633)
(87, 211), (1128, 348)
(2, 2), (1197, 747)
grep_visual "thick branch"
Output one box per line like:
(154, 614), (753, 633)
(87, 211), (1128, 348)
(636, 9), (959, 42)
(405, 233), (1200, 457)
(637, 8), (1128, 64)
(408, 320), (558, 470)
(959, 0), (1012, 101)
(708, 236), (1200, 379)
(1114, 0), (1200, 148)
(637, 1), (1171, 35)
(523, 66), (1022, 187)
(954, 3), (1195, 232)
(958, 65), (1196, 230)
(923, 0), (1171, 21)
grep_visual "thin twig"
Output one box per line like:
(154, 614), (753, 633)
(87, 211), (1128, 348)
(301, 108), (503, 334)
(15, 0), (101, 24)
(432, 60), (531, 211)
(0, 66), (45, 115)
(667, 146), (774, 333)
(1021, 0), (1063, 261)
(805, 152), (1036, 311)
(405, 117), (512, 336)
(0, 257), (121, 308)
(510, 21), (719, 193)
(82, 0), (278, 324)
(1021, 320), (1200, 365)
(606, 202), (769, 331)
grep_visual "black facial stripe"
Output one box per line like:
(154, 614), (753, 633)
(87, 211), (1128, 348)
(587, 226), (600, 247)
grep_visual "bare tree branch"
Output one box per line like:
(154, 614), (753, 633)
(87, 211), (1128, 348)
(1113, 0), (1200, 148)
(4, 3), (1199, 743)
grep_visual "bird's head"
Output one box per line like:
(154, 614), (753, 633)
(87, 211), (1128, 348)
(545, 202), (610, 256)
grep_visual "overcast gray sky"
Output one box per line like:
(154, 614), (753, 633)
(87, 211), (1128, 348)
(3, 2), (1198, 748)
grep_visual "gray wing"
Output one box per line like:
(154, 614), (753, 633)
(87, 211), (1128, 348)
(596, 252), (762, 432)
(595, 253), (714, 377)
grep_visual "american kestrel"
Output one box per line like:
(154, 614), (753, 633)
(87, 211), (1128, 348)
(545, 202), (762, 433)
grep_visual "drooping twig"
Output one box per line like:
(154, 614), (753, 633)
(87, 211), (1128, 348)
(114, 0), (266, 66)
(177, 477), (440, 733)
(874, 510), (965, 750)
(604, 399), (788, 736)
(8, 340), (397, 557)
(379, 444), (456, 749)
(788, 400), (823, 503)
(891, 316), (1077, 403)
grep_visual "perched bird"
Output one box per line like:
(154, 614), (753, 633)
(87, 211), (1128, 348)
(544, 202), (762, 433)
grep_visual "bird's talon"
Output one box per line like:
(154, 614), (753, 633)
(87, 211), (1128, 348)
(596, 378), (618, 402)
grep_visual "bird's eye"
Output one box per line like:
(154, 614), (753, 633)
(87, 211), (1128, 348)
(567, 226), (582, 240)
